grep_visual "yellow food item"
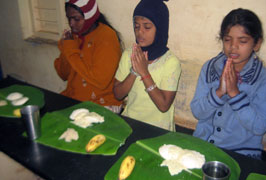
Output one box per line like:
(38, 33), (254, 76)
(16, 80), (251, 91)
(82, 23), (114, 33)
(13, 108), (21, 117)
(118, 156), (135, 180)
(86, 134), (106, 152)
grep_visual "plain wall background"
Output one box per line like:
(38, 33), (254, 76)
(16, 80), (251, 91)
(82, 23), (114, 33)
(0, 0), (266, 128)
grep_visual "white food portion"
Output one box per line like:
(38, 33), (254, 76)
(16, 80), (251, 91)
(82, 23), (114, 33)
(74, 111), (89, 121)
(69, 108), (89, 120)
(69, 108), (105, 128)
(11, 97), (29, 106)
(59, 128), (79, 142)
(179, 150), (205, 169)
(159, 144), (183, 160)
(71, 117), (94, 128)
(6, 92), (29, 106)
(0, 100), (7, 106)
(6, 92), (23, 101)
(161, 159), (185, 176)
(85, 112), (104, 123)
(159, 144), (205, 176)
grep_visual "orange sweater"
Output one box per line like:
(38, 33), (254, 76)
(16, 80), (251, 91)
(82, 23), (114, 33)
(54, 23), (122, 106)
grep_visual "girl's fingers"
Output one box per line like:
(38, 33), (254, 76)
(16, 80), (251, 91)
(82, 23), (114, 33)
(227, 66), (233, 83)
(226, 58), (231, 71)
(144, 51), (148, 61)
(131, 44), (137, 61)
(230, 64), (235, 80)
(132, 44), (139, 59)
(62, 30), (67, 39)
(131, 54), (137, 71)
(132, 59), (136, 69)
(135, 45), (142, 57)
(229, 61), (236, 80)
(62, 30), (72, 40)
(131, 44), (139, 71)
(131, 54), (134, 64)
(131, 47), (134, 60)
(135, 45), (145, 62)
(224, 58), (232, 80)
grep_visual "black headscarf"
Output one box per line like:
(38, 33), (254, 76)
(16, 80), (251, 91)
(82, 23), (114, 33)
(133, 0), (169, 60)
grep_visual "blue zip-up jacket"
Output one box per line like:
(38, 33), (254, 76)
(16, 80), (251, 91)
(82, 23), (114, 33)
(191, 52), (266, 158)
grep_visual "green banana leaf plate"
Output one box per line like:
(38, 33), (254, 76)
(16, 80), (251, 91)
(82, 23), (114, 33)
(35, 101), (132, 155)
(105, 132), (240, 180)
(0, 85), (45, 118)
(246, 173), (266, 180)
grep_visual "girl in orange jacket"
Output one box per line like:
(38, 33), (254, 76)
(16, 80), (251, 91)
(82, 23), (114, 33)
(54, 0), (122, 113)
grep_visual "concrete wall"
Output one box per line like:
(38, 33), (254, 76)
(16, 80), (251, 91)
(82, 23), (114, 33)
(1, 0), (266, 129)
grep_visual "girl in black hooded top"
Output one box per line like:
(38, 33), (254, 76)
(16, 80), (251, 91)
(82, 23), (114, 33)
(113, 0), (181, 131)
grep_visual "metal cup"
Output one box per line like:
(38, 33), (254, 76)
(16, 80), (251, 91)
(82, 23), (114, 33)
(20, 105), (41, 140)
(202, 161), (231, 180)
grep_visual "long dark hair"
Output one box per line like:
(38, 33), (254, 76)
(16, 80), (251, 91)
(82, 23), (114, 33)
(95, 14), (124, 50)
(219, 8), (263, 44)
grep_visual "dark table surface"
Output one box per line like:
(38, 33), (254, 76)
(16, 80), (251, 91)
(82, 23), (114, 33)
(0, 76), (266, 180)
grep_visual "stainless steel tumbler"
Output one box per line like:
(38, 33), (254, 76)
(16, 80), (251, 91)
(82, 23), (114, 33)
(202, 161), (231, 180)
(20, 105), (41, 140)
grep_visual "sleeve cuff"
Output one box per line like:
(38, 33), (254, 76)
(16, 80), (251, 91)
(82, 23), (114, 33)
(207, 88), (225, 107)
(228, 91), (249, 111)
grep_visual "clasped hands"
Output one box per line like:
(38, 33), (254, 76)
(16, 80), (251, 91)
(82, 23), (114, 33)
(61, 29), (74, 41)
(131, 44), (150, 77)
(216, 58), (240, 98)
(59, 29), (74, 46)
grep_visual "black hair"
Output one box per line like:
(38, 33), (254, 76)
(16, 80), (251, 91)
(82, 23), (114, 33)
(65, 2), (124, 50)
(65, 3), (84, 17)
(96, 14), (124, 50)
(219, 8), (263, 44)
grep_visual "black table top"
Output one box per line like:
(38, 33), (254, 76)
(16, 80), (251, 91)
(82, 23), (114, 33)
(0, 76), (266, 180)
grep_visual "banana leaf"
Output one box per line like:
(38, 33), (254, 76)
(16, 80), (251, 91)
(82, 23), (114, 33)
(246, 173), (266, 180)
(105, 132), (240, 180)
(35, 101), (132, 155)
(0, 85), (45, 117)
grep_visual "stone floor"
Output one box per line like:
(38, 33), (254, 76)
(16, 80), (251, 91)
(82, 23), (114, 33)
(0, 152), (43, 180)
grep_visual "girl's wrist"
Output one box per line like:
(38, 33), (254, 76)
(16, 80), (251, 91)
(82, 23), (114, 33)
(216, 88), (224, 98)
(139, 69), (150, 78)
(130, 67), (139, 76)
(228, 90), (240, 98)
(140, 73), (151, 81)
(145, 84), (157, 92)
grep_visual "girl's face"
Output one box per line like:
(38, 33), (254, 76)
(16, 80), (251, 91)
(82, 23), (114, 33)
(223, 25), (262, 71)
(134, 16), (156, 47)
(66, 6), (85, 33)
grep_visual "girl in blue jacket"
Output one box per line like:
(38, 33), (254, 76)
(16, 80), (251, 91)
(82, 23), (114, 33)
(191, 8), (265, 159)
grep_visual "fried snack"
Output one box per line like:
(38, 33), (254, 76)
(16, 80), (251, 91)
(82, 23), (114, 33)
(86, 134), (106, 152)
(118, 156), (135, 180)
